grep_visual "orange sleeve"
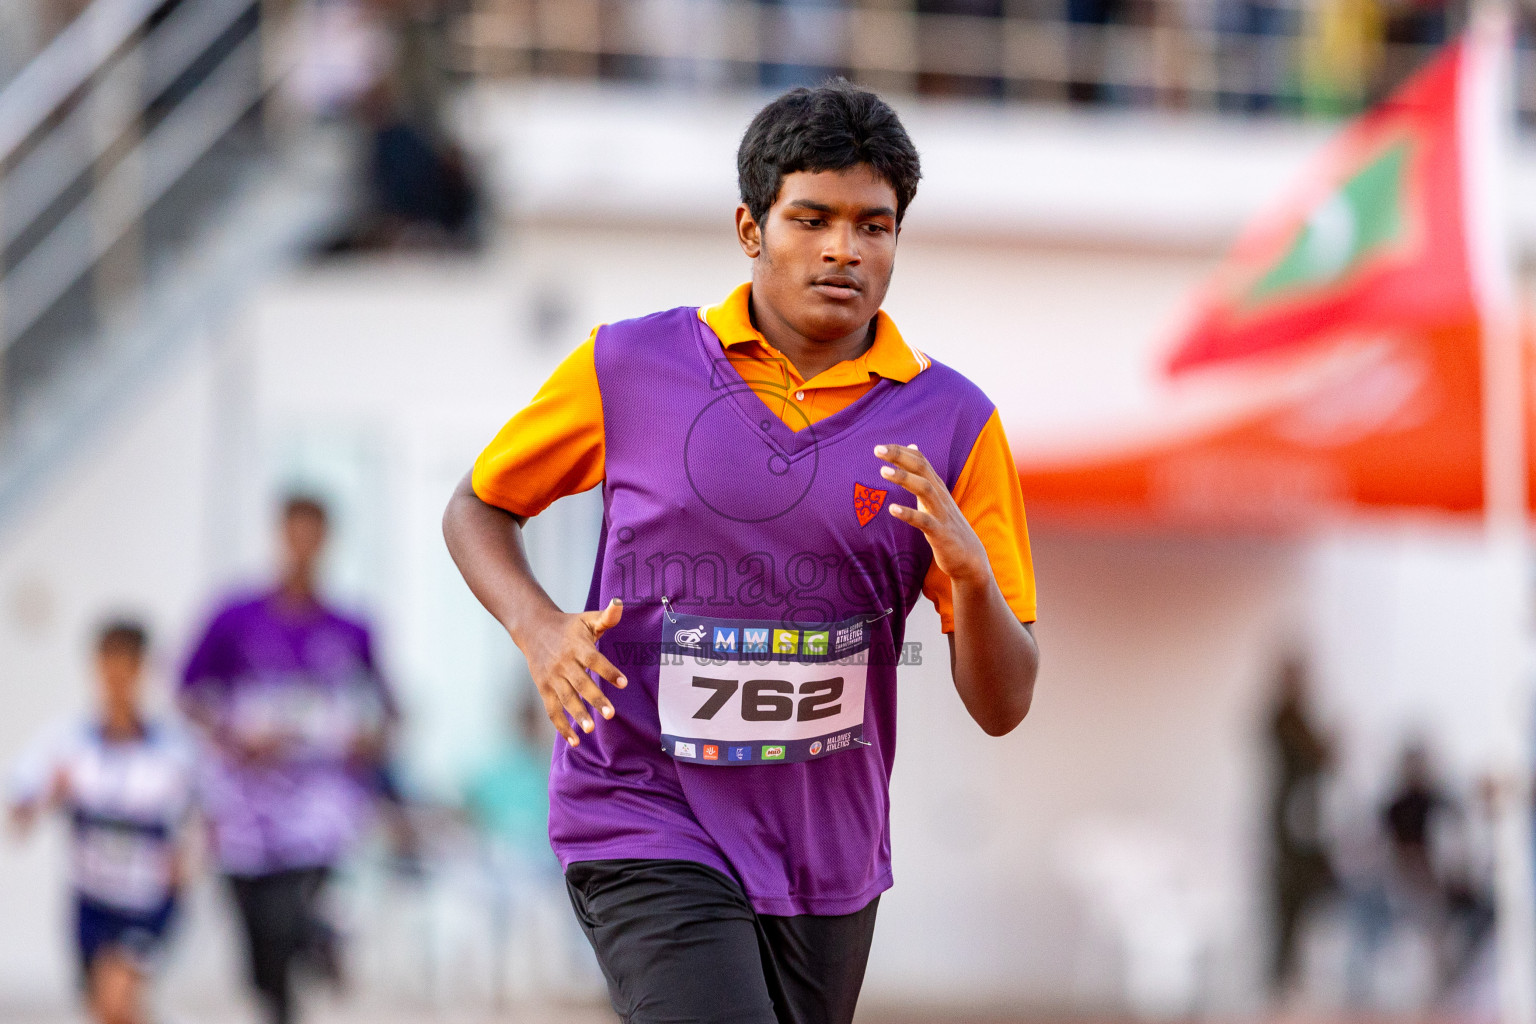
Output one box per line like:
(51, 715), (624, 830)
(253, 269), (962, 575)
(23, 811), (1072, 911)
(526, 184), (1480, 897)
(922, 409), (1037, 632)
(471, 329), (605, 517)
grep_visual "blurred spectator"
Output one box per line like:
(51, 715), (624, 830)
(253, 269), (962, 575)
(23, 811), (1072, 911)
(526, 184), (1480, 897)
(1217, 0), (1302, 112)
(1128, 0), (1190, 108)
(288, 0), (395, 119)
(1339, 742), (1496, 1005)
(1383, 742), (1450, 891)
(1301, 0), (1385, 116)
(179, 495), (398, 1024)
(1373, 0), (1464, 106)
(758, 0), (847, 88)
(1334, 795), (1394, 1006)
(369, 0), (454, 132)
(1435, 777), (1495, 994)
(1065, 0), (1128, 103)
(1265, 656), (1335, 994)
(305, 0), (482, 252)
(1380, 742), (1494, 995)
(8, 619), (197, 1024)
(604, 0), (735, 87)
(349, 84), (480, 249)
(1382, 0), (1461, 49)
(916, 0), (1006, 99)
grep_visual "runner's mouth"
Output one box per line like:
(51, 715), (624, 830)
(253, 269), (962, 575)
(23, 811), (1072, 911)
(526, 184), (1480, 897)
(811, 278), (861, 299)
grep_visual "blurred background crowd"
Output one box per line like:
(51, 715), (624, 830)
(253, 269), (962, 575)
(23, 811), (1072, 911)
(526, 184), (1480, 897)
(6, 0), (1536, 122)
(0, 0), (1534, 1022)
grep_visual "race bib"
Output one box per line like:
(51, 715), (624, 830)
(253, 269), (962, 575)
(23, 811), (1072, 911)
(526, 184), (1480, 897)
(657, 612), (873, 766)
(73, 821), (171, 911)
(227, 677), (385, 756)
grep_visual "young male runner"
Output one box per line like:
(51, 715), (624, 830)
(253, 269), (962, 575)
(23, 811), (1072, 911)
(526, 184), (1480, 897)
(9, 620), (196, 1024)
(444, 80), (1039, 1024)
(180, 495), (396, 1024)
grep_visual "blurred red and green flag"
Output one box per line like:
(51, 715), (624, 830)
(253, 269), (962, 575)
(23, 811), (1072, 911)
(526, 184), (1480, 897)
(1167, 43), (1475, 374)
(1015, 27), (1525, 528)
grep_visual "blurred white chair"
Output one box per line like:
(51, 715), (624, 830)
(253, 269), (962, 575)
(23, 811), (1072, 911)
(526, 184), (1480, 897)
(1055, 817), (1236, 1016)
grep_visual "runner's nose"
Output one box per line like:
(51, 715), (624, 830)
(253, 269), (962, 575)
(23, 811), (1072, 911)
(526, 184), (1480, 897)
(822, 225), (861, 266)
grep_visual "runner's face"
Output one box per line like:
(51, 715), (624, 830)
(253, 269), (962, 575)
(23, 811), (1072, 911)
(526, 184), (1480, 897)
(282, 509), (327, 583)
(740, 166), (899, 343)
(97, 648), (142, 715)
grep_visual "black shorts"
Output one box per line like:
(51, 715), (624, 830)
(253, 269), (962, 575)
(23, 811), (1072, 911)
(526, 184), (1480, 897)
(565, 859), (879, 1024)
(75, 894), (177, 978)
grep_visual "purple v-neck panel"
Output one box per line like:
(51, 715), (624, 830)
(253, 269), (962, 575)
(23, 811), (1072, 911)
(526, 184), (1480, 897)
(547, 307), (995, 916)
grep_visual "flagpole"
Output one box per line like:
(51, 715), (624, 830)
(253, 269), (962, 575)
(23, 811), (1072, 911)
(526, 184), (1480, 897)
(1464, 8), (1536, 1023)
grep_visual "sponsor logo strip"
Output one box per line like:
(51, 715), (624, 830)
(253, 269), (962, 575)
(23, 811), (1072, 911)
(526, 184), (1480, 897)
(660, 728), (863, 766)
(667, 614), (875, 662)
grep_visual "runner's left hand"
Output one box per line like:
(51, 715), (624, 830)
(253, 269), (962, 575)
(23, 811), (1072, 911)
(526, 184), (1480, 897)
(874, 444), (991, 586)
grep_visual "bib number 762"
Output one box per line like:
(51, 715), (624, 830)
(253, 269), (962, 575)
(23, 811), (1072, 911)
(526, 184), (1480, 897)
(692, 676), (844, 723)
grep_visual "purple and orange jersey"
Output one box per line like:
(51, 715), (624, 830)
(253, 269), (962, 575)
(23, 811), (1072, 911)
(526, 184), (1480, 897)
(473, 283), (1036, 630)
(469, 287), (1037, 917)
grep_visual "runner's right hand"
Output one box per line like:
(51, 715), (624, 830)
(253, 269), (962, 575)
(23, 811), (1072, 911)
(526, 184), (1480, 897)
(523, 598), (628, 747)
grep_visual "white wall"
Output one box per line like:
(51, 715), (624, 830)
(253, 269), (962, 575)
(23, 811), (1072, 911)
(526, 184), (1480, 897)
(463, 83), (1536, 257)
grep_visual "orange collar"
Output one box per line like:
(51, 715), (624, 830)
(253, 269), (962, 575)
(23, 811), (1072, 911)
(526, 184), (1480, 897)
(699, 283), (928, 388)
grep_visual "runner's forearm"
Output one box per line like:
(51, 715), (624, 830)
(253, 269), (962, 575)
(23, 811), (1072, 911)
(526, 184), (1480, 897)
(442, 472), (564, 646)
(947, 573), (1037, 736)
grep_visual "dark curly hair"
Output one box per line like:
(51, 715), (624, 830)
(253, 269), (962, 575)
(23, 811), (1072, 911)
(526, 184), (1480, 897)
(282, 492), (328, 524)
(97, 618), (148, 657)
(737, 79), (922, 227)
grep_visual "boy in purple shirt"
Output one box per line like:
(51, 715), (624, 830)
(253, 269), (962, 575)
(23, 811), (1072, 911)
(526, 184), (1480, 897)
(180, 495), (394, 1024)
(443, 82), (1040, 1024)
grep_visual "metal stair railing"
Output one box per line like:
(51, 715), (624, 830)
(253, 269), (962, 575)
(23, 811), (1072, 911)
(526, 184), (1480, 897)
(0, 0), (257, 258)
(0, 0), (349, 535)
(0, 0), (284, 399)
(0, 0), (168, 162)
